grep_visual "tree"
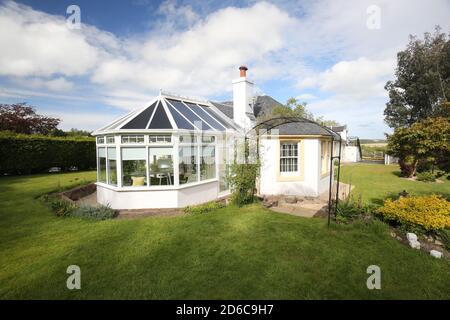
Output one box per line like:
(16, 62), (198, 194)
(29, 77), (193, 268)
(384, 27), (450, 129)
(386, 117), (450, 177)
(0, 103), (60, 135)
(264, 97), (340, 126)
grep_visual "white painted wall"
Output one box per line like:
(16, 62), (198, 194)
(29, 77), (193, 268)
(342, 146), (360, 162)
(97, 180), (219, 209)
(232, 77), (254, 129)
(258, 138), (324, 197)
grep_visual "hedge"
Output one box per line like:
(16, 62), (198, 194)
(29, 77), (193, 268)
(0, 131), (96, 175)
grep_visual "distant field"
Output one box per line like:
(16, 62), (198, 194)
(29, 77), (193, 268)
(360, 143), (387, 147)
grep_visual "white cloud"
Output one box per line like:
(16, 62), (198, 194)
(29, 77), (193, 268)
(296, 93), (317, 101)
(299, 57), (395, 99)
(0, 1), (103, 77)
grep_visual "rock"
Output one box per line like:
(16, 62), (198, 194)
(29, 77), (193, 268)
(430, 250), (442, 259)
(434, 240), (443, 246)
(285, 196), (297, 204)
(396, 236), (403, 241)
(409, 240), (421, 250)
(390, 231), (396, 238)
(263, 200), (278, 208)
(406, 233), (418, 242)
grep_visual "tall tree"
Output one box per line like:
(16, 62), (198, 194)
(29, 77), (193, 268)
(384, 27), (450, 128)
(0, 103), (60, 135)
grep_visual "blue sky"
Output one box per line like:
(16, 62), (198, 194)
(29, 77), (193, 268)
(1, 0), (449, 138)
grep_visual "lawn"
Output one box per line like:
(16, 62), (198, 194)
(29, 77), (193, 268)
(0, 168), (449, 299)
(340, 163), (450, 205)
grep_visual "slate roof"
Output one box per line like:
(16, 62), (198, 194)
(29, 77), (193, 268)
(212, 95), (338, 137)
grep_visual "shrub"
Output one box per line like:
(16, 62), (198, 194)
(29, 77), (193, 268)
(227, 163), (260, 206)
(335, 195), (374, 223)
(377, 195), (450, 231)
(416, 171), (436, 182)
(42, 194), (76, 217)
(72, 204), (117, 220)
(0, 131), (95, 175)
(184, 201), (225, 215)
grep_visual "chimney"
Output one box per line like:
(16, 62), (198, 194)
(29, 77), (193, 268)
(232, 65), (254, 129)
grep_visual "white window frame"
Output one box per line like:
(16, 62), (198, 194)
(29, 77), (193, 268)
(280, 142), (299, 175)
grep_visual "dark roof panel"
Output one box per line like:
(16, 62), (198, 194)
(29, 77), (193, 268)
(148, 102), (172, 129)
(121, 102), (157, 129)
(166, 101), (195, 130)
(184, 102), (226, 131)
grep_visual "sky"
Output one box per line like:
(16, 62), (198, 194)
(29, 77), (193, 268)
(0, 0), (449, 138)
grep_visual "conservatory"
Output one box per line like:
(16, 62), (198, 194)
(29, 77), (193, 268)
(92, 93), (238, 209)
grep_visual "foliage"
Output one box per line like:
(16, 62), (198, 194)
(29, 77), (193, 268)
(0, 131), (96, 175)
(50, 128), (92, 137)
(416, 171), (437, 182)
(377, 195), (450, 232)
(335, 195), (374, 223)
(386, 117), (450, 177)
(184, 201), (225, 215)
(41, 194), (117, 220)
(72, 204), (118, 220)
(41, 194), (76, 217)
(0, 103), (60, 135)
(384, 27), (450, 129)
(227, 163), (260, 207)
(261, 97), (340, 126)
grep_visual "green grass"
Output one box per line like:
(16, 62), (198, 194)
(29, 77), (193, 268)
(0, 169), (449, 299)
(340, 163), (450, 205)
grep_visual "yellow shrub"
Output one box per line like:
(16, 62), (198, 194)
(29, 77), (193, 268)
(377, 195), (450, 231)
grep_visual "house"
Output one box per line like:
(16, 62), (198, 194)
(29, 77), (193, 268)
(92, 66), (340, 209)
(330, 125), (361, 163)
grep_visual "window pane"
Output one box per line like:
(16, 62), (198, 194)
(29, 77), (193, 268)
(149, 147), (173, 186)
(179, 134), (197, 143)
(97, 136), (105, 144)
(121, 135), (144, 144)
(167, 99), (212, 131)
(106, 136), (115, 144)
(122, 148), (147, 187)
(149, 135), (172, 143)
(179, 145), (198, 184)
(201, 145), (215, 180)
(166, 102), (195, 130)
(280, 142), (298, 173)
(107, 147), (117, 186)
(98, 147), (106, 183)
(184, 102), (226, 131)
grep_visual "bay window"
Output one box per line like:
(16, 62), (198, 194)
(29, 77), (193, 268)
(149, 147), (173, 185)
(98, 147), (106, 183)
(107, 147), (117, 186)
(122, 148), (147, 187)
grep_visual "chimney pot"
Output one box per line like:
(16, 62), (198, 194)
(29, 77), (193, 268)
(239, 65), (248, 77)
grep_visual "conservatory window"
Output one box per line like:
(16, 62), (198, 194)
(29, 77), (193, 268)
(179, 134), (197, 143)
(149, 147), (173, 185)
(97, 136), (105, 144)
(321, 141), (331, 175)
(107, 147), (117, 186)
(98, 147), (106, 183)
(121, 135), (145, 144)
(149, 135), (171, 143)
(200, 145), (215, 180)
(122, 148), (147, 187)
(106, 136), (115, 144)
(280, 142), (298, 173)
(179, 145), (198, 185)
(201, 136), (215, 143)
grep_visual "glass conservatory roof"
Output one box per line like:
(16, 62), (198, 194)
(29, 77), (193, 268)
(95, 95), (235, 134)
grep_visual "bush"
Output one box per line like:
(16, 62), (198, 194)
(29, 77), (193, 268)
(41, 194), (117, 220)
(377, 195), (450, 231)
(335, 195), (374, 223)
(416, 171), (436, 182)
(184, 201), (225, 215)
(227, 163), (260, 206)
(72, 204), (117, 220)
(0, 131), (95, 175)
